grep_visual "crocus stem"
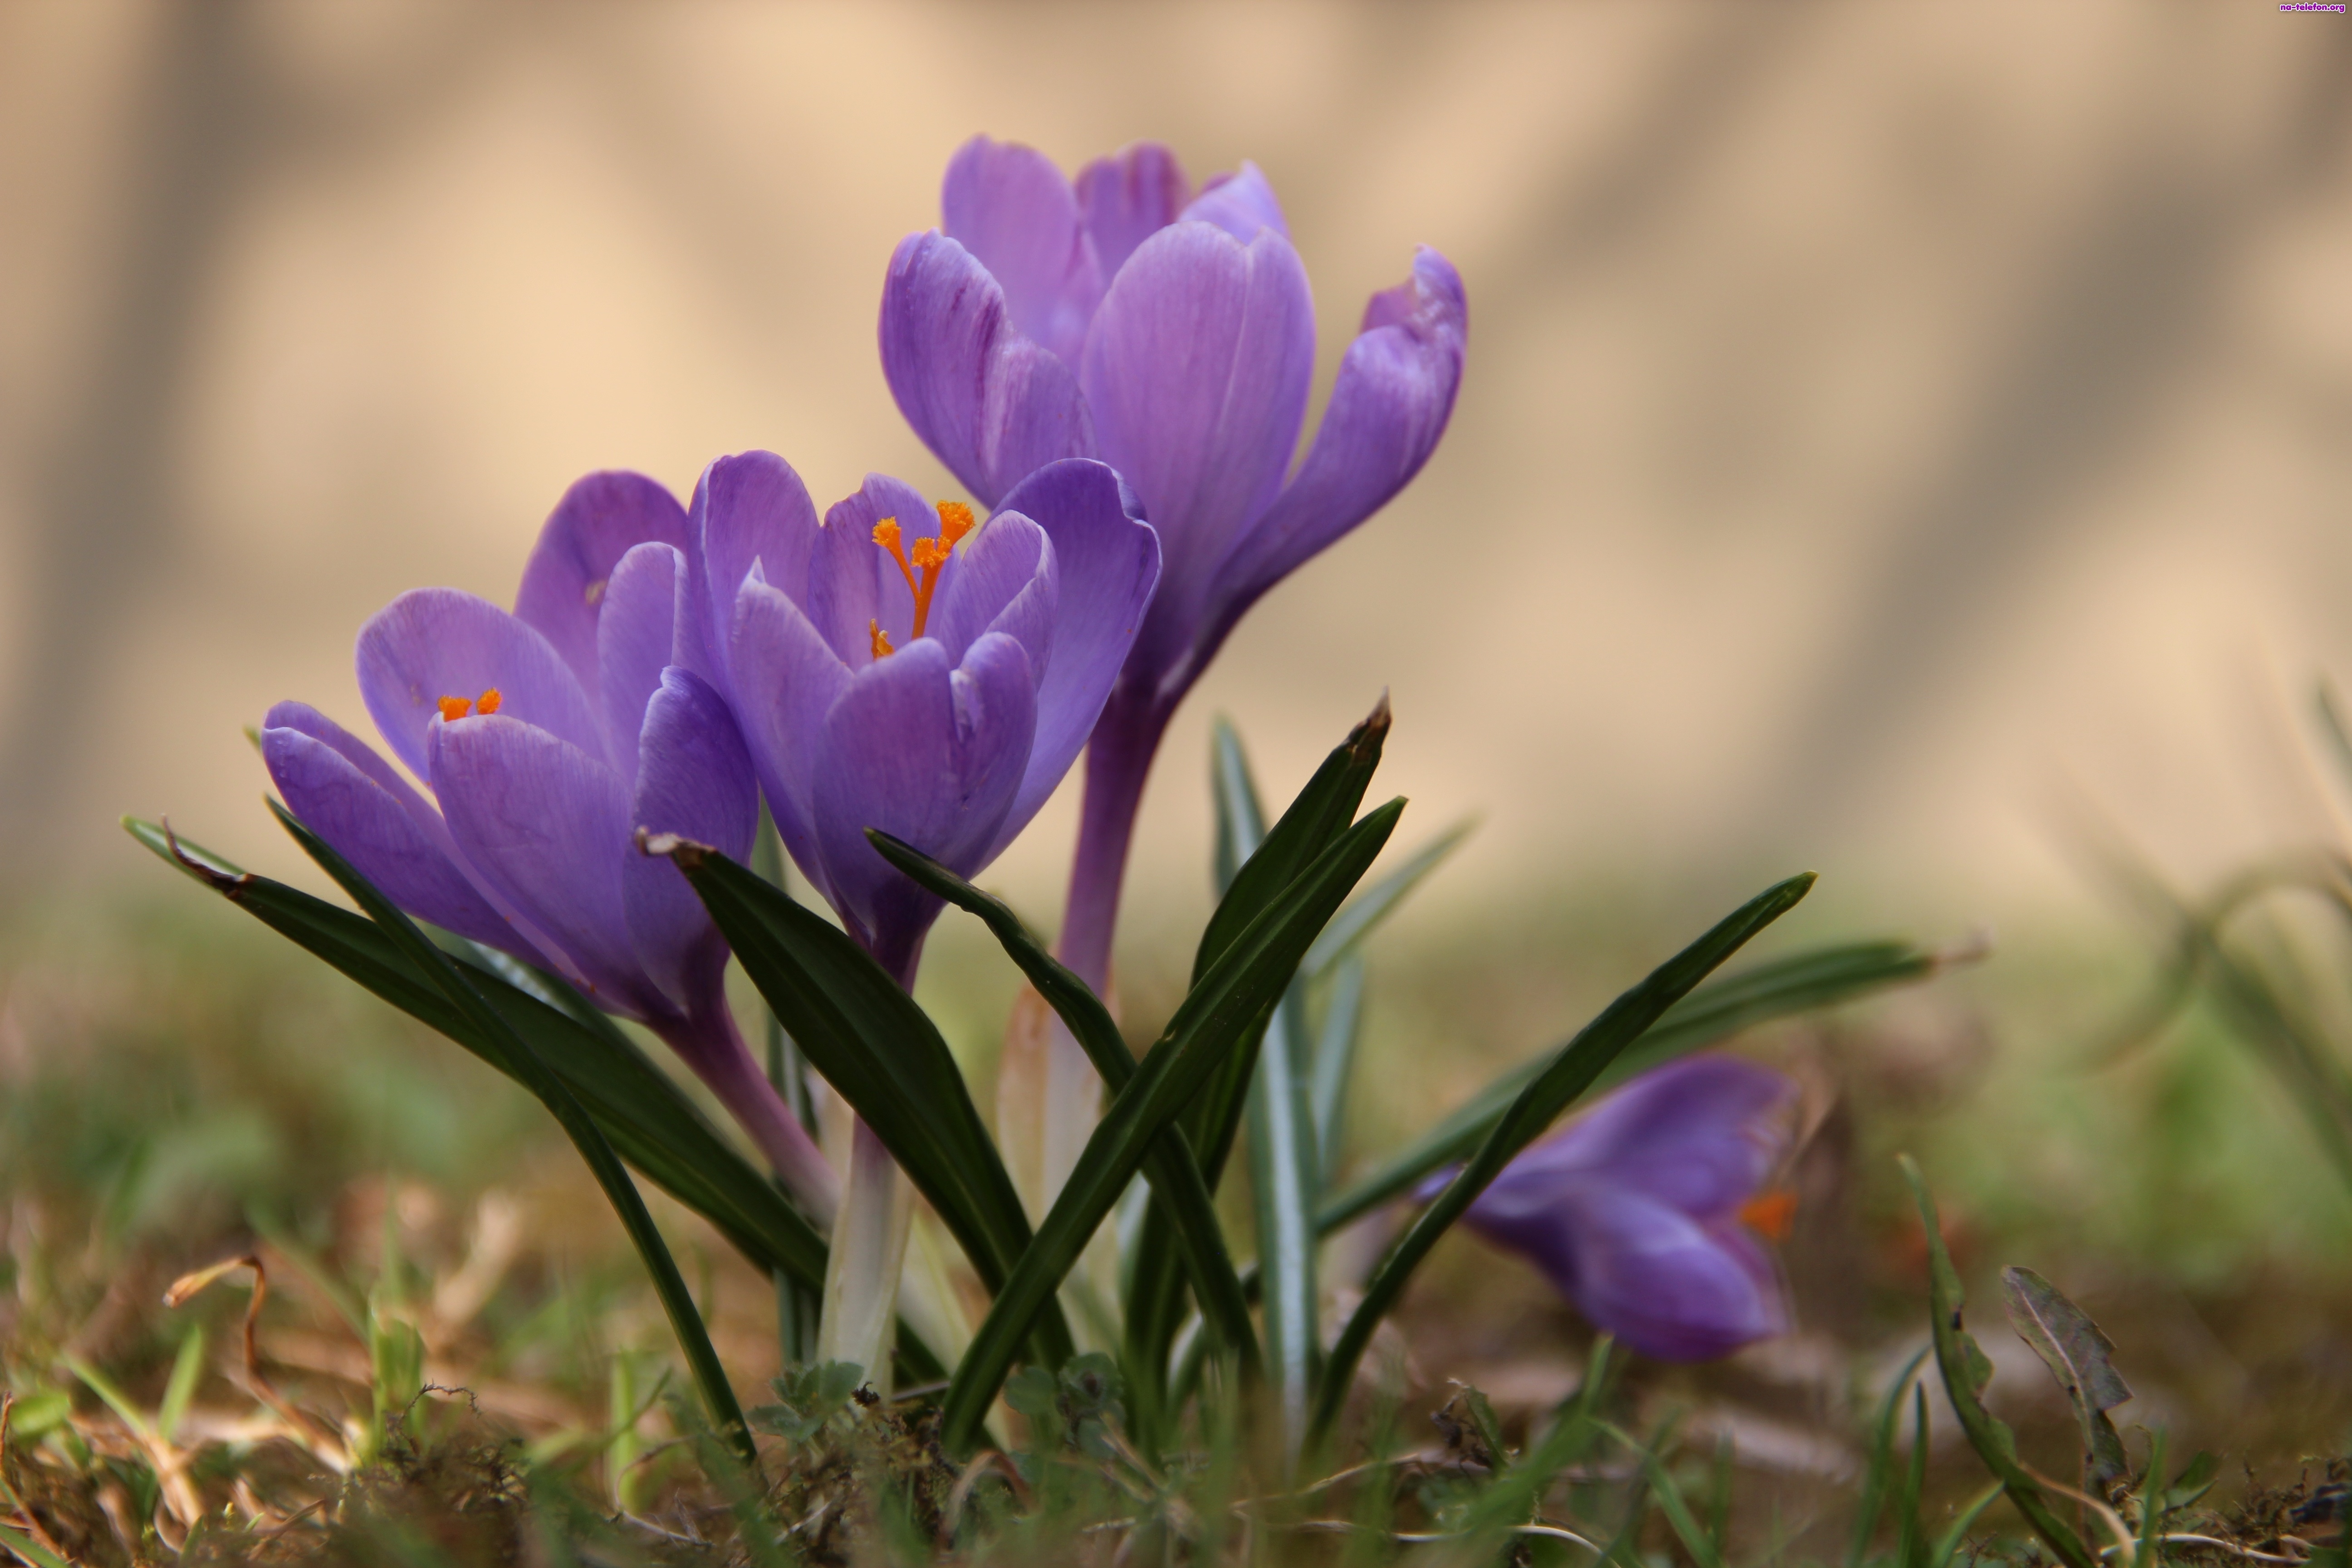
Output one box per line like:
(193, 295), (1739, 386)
(657, 1007), (839, 1226)
(817, 1115), (914, 1392)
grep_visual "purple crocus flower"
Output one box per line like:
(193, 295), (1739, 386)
(260, 471), (837, 1218)
(686, 451), (1160, 986)
(880, 136), (1467, 988)
(1449, 1056), (1797, 1362)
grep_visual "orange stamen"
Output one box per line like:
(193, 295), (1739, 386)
(436, 696), (472, 722)
(869, 619), (895, 660)
(871, 517), (917, 594)
(871, 501), (980, 642)
(936, 500), (975, 547)
(1738, 1189), (1798, 1243)
(476, 688), (503, 715)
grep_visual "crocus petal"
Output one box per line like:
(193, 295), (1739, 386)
(1208, 246), (1468, 652)
(688, 451), (821, 691)
(1075, 141), (1191, 279)
(1080, 221), (1314, 662)
(594, 542), (686, 786)
(728, 571), (852, 898)
(260, 704), (516, 952)
(1483, 1057), (1793, 1220)
(624, 668), (756, 1012)
(811, 635), (1035, 972)
(428, 714), (649, 1015)
(512, 470), (689, 700)
(927, 509), (1054, 671)
(808, 473), (932, 662)
(357, 588), (603, 782)
(1475, 1186), (1785, 1362)
(941, 135), (1103, 365)
(1180, 162), (1290, 245)
(880, 230), (1093, 509)
(986, 460), (1161, 849)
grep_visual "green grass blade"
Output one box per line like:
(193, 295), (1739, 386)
(0, 1526), (76, 1568)
(2136, 1428), (2168, 1568)
(1311, 951), (1368, 1183)
(1318, 937), (1938, 1234)
(1897, 1385), (1929, 1568)
(1308, 872), (1816, 1451)
(1298, 817), (1475, 982)
(158, 1323), (205, 1446)
(124, 817), (831, 1294)
(1849, 1347), (1932, 1568)
(1926, 1482), (2005, 1568)
(263, 803), (752, 1459)
(653, 837), (1073, 1369)
(937, 798), (1406, 1454)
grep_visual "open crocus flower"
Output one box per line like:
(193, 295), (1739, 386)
(1447, 1056), (1798, 1362)
(260, 471), (837, 1219)
(881, 136), (1468, 988)
(688, 451), (1160, 986)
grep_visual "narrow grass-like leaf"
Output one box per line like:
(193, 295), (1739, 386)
(0, 1526), (76, 1568)
(1898, 1155), (2097, 1568)
(1927, 1481), (2004, 1568)
(1309, 872), (1816, 1451)
(1319, 937), (1939, 1234)
(1897, 1386), (1929, 1568)
(863, 830), (1260, 1384)
(938, 798), (1406, 1454)
(2136, 1428), (2168, 1568)
(2001, 1265), (2132, 1495)
(261, 803), (752, 1458)
(1310, 951), (1367, 1182)
(1849, 1347), (1932, 1568)
(654, 836), (1072, 1370)
(1624, 1431), (1726, 1568)
(158, 1324), (204, 1446)
(1298, 817), (1475, 981)
(124, 818), (831, 1295)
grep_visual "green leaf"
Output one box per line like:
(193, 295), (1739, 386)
(937, 796), (1406, 1455)
(0, 1526), (76, 1568)
(2167, 1450), (2220, 1511)
(1848, 1347), (1931, 1568)
(1298, 816), (1475, 982)
(122, 817), (832, 1295)
(861, 831), (1260, 1382)
(2000, 1264), (2132, 1495)
(652, 836), (1072, 1370)
(1310, 951), (1367, 1183)
(1898, 1156), (2097, 1568)
(1926, 1481), (2005, 1568)
(1319, 937), (1941, 1235)
(158, 1324), (205, 1446)
(1308, 871), (1817, 1452)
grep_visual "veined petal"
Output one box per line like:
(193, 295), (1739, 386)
(811, 635), (1035, 972)
(986, 460), (1161, 850)
(880, 230), (1093, 509)
(1180, 162), (1290, 245)
(941, 135), (1104, 365)
(809, 473), (931, 663)
(927, 509), (1053, 671)
(1081, 221), (1314, 674)
(594, 542), (686, 785)
(625, 668), (756, 1012)
(729, 572), (852, 898)
(358, 588), (602, 783)
(428, 714), (650, 1016)
(513, 470), (689, 700)
(1207, 246), (1467, 659)
(261, 703), (516, 952)
(688, 451), (821, 691)
(1075, 141), (1191, 280)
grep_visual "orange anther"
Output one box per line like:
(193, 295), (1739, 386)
(1738, 1189), (1798, 1243)
(475, 688), (503, 715)
(871, 501), (980, 641)
(936, 500), (975, 547)
(871, 517), (917, 595)
(869, 619), (895, 660)
(436, 696), (472, 722)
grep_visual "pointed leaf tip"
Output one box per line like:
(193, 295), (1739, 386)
(156, 816), (249, 895)
(636, 827), (711, 867)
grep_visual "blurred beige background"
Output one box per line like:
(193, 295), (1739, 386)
(3, 0), (2349, 948)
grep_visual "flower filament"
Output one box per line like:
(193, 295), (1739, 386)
(436, 688), (503, 722)
(867, 500), (976, 657)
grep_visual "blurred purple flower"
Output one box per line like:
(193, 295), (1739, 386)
(880, 136), (1467, 986)
(1447, 1055), (1798, 1362)
(686, 452), (1159, 987)
(260, 471), (836, 1217)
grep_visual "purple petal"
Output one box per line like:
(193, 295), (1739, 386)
(1075, 142), (1191, 279)
(1470, 1186), (1785, 1362)
(810, 635), (1035, 971)
(728, 572), (852, 900)
(941, 135), (1104, 365)
(808, 473), (932, 663)
(880, 230), (1094, 509)
(357, 589), (603, 782)
(261, 703), (517, 952)
(594, 542), (686, 786)
(427, 713), (650, 1015)
(1481, 1057), (1794, 1220)
(1180, 162), (1290, 245)
(687, 451), (821, 691)
(1079, 222), (1314, 665)
(1208, 246), (1467, 652)
(625, 668), (756, 1012)
(986, 460), (1161, 849)
(513, 470), (689, 700)
(927, 509), (1054, 671)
